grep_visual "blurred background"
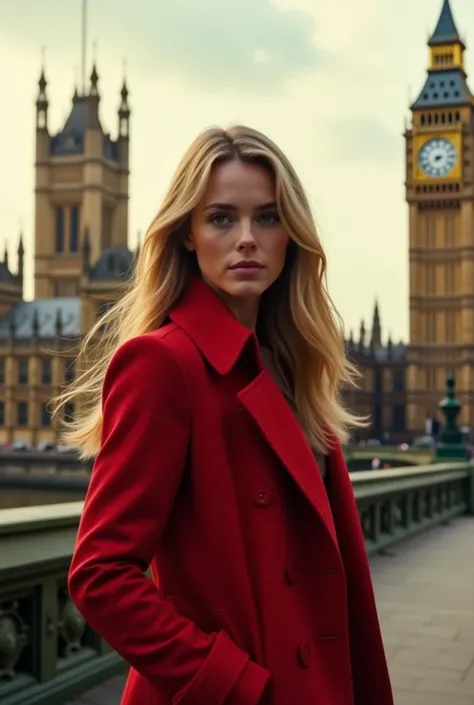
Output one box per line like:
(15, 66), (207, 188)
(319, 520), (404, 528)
(1, 0), (474, 493)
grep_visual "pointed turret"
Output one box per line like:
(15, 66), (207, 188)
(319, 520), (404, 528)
(429, 0), (464, 48)
(17, 232), (24, 282)
(118, 77), (131, 139)
(36, 66), (49, 130)
(84, 62), (101, 131)
(90, 62), (99, 97)
(359, 320), (366, 353)
(370, 299), (382, 348)
(3, 242), (9, 270)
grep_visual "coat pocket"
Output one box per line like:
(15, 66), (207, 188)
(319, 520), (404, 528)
(212, 607), (245, 650)
(167, 596), (244, 650)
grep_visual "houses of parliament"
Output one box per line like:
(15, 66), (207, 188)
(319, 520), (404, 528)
(0, 0), (473, 447)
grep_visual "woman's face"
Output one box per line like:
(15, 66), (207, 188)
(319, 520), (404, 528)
(187, 159), (290, 321)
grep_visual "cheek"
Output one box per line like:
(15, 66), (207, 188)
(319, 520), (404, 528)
(192, 230), (228, 275)
(270, 233), (290, 269)
(195, 233), (224, 259)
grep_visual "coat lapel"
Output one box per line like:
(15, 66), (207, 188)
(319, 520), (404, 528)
(238, 370), (339, 548)
(170, 277), (340, 549)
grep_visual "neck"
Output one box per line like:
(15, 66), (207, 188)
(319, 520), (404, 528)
(227, 297), (259, 332)
(214, 289), (259, 331)
(200, 277), (260, 331)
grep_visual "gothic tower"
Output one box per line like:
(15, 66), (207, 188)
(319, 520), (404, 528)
(34, 64), (131, 299)
(406, 0), (474, 432)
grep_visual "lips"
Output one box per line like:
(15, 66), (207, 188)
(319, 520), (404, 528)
(229, 261), (264, 270)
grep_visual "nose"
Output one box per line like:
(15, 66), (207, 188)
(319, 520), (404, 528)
(236, 220), (257, 252)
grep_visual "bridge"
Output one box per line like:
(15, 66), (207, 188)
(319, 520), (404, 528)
(0, 445), (432, 487)
(344, 445), (434, 471)
(0, 460), (473, 705)
(0, 451), (89, 471)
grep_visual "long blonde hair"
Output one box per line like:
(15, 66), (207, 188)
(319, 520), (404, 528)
(54, 125), (363, 458)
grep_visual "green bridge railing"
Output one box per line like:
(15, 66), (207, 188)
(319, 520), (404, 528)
(352, 462), (474, 555)
(0, 461), (473, 705)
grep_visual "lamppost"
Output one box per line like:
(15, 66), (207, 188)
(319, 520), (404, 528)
(435, 371), (468, 461)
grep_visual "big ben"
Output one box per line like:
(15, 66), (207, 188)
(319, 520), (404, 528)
(406, 0), (474, 434)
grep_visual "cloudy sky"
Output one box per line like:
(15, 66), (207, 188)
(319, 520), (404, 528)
(1, 0), (473, 340)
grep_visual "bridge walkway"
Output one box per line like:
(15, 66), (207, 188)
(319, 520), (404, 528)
(69, 517), (474, 705)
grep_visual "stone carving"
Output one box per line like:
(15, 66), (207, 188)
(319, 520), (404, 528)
(58, 595), (86, 657)
(0, 601), (29, 680)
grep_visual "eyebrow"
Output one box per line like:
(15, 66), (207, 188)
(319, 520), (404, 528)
(204, 201), (277, 212)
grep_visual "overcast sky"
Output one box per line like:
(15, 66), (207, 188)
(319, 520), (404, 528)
(1, 0), (473, 340)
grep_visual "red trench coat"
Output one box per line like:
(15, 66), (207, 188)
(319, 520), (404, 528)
(68, 277), (393, 705)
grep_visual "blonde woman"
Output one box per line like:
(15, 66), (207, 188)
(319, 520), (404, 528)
(61, 126), (393, 705)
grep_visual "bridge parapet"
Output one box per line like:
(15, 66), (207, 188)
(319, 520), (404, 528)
(352, 462), (474, 555)
(0, 462), (473, 705)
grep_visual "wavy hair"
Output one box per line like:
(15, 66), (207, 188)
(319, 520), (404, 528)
(54, 125), (364, 457)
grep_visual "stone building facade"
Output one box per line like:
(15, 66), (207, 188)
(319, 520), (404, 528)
(2, 1), (472, 447)
(0, 64), (134, 447)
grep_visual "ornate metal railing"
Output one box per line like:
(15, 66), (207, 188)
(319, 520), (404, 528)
(0, 503), (124, 705)
(352, 462), (474, 555)
(0, 461), (473, 705)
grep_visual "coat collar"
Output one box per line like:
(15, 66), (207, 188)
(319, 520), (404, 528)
(169, 276), (259, 375)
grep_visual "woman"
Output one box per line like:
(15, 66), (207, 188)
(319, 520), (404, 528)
(59, 126), (393, 705)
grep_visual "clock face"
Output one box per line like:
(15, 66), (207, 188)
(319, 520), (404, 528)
(418, 138), (457, 178)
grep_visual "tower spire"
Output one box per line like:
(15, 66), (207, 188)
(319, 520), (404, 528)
(118, 66), (131, 139)
(429, 0), (463, 48)
(411, 0), (470, 110)
(371, 299), (382, 348)
(36, 50), (49, 130)
(359, 319), (366, 353)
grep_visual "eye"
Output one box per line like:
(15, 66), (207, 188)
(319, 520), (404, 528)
(258, 212), (280, 226)
(209, 213), (232, 226)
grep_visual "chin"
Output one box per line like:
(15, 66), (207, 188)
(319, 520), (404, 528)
(226, 279), (269, 300)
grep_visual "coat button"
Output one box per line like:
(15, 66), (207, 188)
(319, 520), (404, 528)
(284, 559), (297, 585)
(324, 568), (337, 575)
(253, 491), (271, 507)
(297, 641), (311, 668)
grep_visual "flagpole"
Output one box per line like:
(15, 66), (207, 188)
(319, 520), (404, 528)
(81, 0), (87, 94)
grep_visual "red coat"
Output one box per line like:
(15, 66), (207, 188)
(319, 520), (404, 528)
(68, 277), (393, 705)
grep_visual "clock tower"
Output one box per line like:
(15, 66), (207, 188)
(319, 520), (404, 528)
(406, 0), (474, 433)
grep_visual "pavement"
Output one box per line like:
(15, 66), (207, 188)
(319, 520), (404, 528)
(70, 516), (474, 705)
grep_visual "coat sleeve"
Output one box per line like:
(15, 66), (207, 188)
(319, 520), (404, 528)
(68, 334), (270, 705)
(329, 442), (394, 705)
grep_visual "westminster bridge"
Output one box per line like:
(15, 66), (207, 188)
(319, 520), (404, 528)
(0, 457), (473, 705)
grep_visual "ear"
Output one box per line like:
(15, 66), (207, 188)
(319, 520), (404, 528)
(183, 232), (196, 252)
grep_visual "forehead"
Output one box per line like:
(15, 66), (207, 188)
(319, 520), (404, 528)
(203, 159), (276, 204)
